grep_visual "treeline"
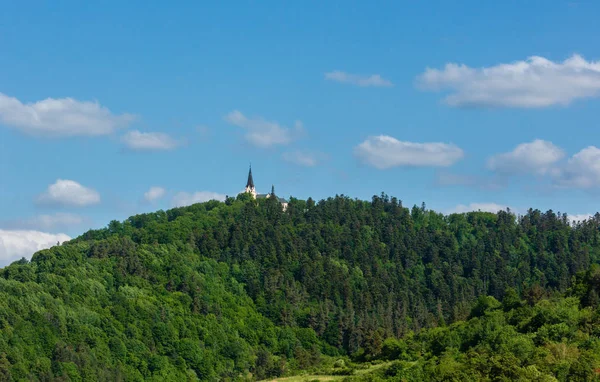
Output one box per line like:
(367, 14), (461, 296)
(0, 194), (599, 380)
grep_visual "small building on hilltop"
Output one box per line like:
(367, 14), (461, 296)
(242, 166), (288, 210)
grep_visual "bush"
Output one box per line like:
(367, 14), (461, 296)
(333, 358), (346, 368)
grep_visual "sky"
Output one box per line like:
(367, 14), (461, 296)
(1, 0), (600, 265)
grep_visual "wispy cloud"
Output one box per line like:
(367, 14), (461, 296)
(171, 191), (226, 207)
(121, 130), (180, 151)
(325, 71), (393, 87)
(37, 179), (100, 207)
(282, 150), (325, 167)
(224, 110), (304, 148)
(417, 54), (600, 108)
(24, 213), (83, 231)
(355, 135), (463, 169)
(0, 213), (86, 233)
(144, 186), (166, 202)
(0, 92), (135, 136)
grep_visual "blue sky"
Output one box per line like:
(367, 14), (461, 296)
(1, 1), (600, 265)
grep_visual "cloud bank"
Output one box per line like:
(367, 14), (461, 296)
(417, 54), (600, 108)
(0, 230), (70, 267)
(488, 140), (600, 189)
(0, 92), (135, 136)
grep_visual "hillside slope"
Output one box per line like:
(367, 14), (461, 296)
(1, 194), (600, 380)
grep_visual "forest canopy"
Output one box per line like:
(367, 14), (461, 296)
(1, 194), (600, 380)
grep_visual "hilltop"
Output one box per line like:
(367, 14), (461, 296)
(1, 194), (600, 380)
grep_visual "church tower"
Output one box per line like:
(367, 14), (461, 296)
(239, 165), (288, 210)
(245, 165), (257, 197)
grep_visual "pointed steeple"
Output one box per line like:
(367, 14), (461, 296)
(271, 184), (275, 196)
(246, 164), (254, 189)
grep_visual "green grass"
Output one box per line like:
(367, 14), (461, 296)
(261, 362), (393, 382)
(262, 376), (345, 382)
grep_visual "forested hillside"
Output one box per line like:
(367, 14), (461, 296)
(343, 266), (600, 381)
(1, 194), (600, 380)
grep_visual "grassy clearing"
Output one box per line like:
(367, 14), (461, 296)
(263, 376), (344, 382)
(262, 361), (393, 382)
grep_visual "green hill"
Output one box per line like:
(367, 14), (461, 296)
(1, 194), (600, 380)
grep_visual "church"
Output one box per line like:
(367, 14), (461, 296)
(241, 166), (288, 210)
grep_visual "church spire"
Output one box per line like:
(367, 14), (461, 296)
(246, 164), (254, 189)
(271, 184), (275, 196)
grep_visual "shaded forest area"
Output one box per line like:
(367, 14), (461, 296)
(338, 267), (600, 381)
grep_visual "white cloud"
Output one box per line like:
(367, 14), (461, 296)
(451, 203), (510, 214)
(0, 230), (70, 267)
(554, 146), (600, 188)
(487, 142), (600, 189)
(171, 191), (226, 207)
(325, 71), (393, 87)
(144, 186), (166, 202)
(354, 135), (464, 169)
(37, 179), (100, 207)
(224, 110), (304, 148)
(569, 214), (593, 224)
(488, 139), (565, 175)
(121, 130), (179, 150)
(0, 92), (135, 136)
(417, 54), (600, 108)
(282, 150), (323, 167)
